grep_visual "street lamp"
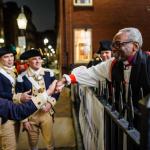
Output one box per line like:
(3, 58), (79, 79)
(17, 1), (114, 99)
(17, 6), (27, 54)
(43, 38), (49, 45)
(17, 7), (27, 30)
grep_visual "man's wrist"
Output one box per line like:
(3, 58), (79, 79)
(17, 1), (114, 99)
(47, 90), (53, 96)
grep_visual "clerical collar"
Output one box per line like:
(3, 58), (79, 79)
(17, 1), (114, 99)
(127, 55), (135, 65)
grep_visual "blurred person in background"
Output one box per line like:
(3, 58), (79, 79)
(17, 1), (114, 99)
(87, 40), (112, 68)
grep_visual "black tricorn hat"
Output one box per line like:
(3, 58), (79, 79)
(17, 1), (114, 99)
(0, 45), (17, 57)
(20, 49), (43, 60)
(97, 40), (112, 54)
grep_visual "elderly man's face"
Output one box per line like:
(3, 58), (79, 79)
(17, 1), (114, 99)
(112, 32), (137, 61)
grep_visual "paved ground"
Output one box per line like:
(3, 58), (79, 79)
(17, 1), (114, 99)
(17, 88), (76, 150)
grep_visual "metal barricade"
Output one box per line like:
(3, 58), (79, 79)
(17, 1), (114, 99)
(72, 81), (150, 150)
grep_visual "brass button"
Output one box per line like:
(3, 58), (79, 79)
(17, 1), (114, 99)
(38, 88), (44, 93)
(38, 102), (41, 105)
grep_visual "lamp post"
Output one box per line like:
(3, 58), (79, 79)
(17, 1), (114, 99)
(43, 38), (49, 45)
(17, 6), (27, 54)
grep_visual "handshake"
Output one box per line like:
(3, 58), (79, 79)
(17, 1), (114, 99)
(17, 77), (68, 105)
(46, 77), (67, 96)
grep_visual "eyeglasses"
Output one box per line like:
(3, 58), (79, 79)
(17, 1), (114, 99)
(111, 41), (134, 49)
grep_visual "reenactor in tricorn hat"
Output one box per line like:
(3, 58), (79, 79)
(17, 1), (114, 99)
(0, 45), (21, 150)
(87, 40), (112, 68)
(16, 49), (59, 150)
(0, 46), (57, 150)
(98, 40), (112, 61)
(0, 79), (57, 123)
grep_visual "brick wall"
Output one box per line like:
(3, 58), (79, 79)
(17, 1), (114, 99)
(58, 0), (150, 70)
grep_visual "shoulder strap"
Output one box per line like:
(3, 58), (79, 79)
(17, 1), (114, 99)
(0, 68), (15, 85)
(25, 74), (41, 90)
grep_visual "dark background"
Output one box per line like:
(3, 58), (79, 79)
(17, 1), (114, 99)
(3, 0), (55, 31)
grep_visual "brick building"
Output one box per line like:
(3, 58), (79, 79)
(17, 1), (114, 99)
(56, 0), (150, 74)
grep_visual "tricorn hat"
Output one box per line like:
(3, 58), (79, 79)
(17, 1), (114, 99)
(20, 49), (43, 60)
(97, 40), (112, 54)
(0, 45), (17, 57)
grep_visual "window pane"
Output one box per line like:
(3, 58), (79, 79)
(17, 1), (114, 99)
(74, 28), (92, 64)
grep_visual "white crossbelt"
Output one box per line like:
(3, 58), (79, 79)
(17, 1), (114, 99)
(25, 73), (56, 114)
(0, 68), (15, 85)
(25, 74), (41, 91)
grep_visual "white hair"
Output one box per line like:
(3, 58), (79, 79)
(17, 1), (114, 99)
(117, 27), (143, 48)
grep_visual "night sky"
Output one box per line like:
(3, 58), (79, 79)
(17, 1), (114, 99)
(3, 0), (55, 31)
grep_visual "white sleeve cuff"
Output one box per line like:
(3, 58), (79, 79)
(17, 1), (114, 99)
(13, 93), (22, 104)
(47, 96), (56, 106)
(31, 91), (48, 109)
(63, 74), (71, 85)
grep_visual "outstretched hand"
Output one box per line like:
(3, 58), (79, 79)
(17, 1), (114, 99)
(46, 78), (66, 95)
(55, 77), (66, 93)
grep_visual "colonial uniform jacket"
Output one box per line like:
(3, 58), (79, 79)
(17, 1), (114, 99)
(0, 68), (51, 123)
(0, 69), (16, 100)
(0, 67), (19, 123)
(16, 67), (59, 101)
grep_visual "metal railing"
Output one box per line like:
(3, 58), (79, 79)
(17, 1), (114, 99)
(72, 81), (150, 150)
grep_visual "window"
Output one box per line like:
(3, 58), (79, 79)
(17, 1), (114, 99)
(73, 0), (93, 7)
(74, 28), (92, 64)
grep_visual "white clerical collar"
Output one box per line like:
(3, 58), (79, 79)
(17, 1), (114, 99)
(123, 61), (129, 65)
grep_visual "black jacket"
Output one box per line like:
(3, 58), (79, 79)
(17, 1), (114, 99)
(111, 50), (150, 107)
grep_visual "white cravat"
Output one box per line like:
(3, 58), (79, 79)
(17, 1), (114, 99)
(28, 67), (43, 80)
